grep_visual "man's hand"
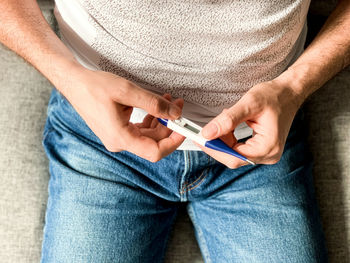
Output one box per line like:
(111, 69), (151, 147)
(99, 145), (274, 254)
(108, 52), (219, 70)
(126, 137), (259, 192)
(61, 67), (185, 162)
(197, 0), (350, 169)
(199, 78), (302, 169)
(0, 0), (186, 162)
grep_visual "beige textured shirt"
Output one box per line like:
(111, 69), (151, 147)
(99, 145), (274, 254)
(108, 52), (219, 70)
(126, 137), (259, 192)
(54, 0), (310, 150)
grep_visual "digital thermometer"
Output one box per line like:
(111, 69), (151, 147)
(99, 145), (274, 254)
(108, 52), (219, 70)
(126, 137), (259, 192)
(158, 117), (255, 165)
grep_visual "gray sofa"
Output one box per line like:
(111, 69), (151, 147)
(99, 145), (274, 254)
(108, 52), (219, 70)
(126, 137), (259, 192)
(0, 0), (348, 262)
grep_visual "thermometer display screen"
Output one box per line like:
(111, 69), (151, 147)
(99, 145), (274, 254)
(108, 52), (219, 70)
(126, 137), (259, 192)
(184, 123), (200, 134)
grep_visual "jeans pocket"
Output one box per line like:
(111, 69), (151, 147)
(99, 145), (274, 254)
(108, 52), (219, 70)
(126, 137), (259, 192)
(44, 88), (101, 147)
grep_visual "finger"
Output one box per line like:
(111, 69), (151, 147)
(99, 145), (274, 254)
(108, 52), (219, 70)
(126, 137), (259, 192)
(173, 97), (184, 109)
(139, 124), (172, 141)
(135, 114), (154, 128)
(163, 93), (184, 108)
(202, 102), (250, 140)
(133, 95), (183, 129)
(219, 132), (237, 148)
(233, 134), (272, 163)
(162, 94), (184, 119)
(113, 81), (182, 120)
(195, 142), (248, 169)
(121, 123), (184, 162)
(120, 124), (163, 160)
(151, 117), (159, 128)
(156, 131), (186, 158)
(152, 96), (183, 129)
(163, 93), (172, 101)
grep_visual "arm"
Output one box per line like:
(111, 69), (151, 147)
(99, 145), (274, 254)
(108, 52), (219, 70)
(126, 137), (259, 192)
(200, 0), (350, 168)
(281, 0), (350, 106)
(0, 0), (79, 91)
(0, 0), (185, 162)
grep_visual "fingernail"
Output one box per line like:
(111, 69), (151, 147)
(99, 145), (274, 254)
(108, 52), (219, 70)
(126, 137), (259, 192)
(202, 123), (218, 138)
(169, 105), (181, 118)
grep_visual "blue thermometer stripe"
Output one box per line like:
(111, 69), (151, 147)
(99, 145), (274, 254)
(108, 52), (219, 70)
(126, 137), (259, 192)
(205, 139), (249, 162)
(157, 118), (168, 126)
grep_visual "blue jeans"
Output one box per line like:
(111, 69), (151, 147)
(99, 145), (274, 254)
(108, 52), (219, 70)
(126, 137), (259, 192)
(41, 88), (327, 262)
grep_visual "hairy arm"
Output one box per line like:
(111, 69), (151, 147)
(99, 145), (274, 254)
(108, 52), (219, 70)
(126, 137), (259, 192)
(201, 0), (350, 168)
(280, 0), (350, 106)
(0, 0), (79, 94)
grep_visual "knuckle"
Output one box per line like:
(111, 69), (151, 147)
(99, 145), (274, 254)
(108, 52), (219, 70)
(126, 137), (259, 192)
(120, 79), (132, 89)
(222, 108), (233, 120)
(266, 157), (280, 165)
(102, 136), (123, 152)
(105, 143), (120, 152)
(246, 92), (258, 103)
(269, 147), (280, 158)
(265, 148), (282, 164)
(219, 109), (234, 130)
(222, 108), (230, 114)
(245, 92), (264, 112)
(148, 96), (165, 114)
(118, 79), (131, 92)
(148, 153), (162, 163)
(226, 164), (235, 169)
(226, 161), (239, 169)
(268, 143), (283, 159)
(114, 79), (133, 99)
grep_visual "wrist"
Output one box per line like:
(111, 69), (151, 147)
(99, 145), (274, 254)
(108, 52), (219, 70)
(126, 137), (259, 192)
(274, 63), (318, 108)
(43, 55), (87, 95)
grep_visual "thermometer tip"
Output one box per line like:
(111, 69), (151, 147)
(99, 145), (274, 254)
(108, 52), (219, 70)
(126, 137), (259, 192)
(246, 159), (256, 165)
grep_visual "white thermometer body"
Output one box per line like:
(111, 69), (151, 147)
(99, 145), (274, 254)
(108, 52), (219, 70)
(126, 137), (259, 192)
(158, 117), (255, 165)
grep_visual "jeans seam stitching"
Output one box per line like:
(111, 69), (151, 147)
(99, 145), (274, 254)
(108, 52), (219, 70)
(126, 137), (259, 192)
(179, 151), (190, 200)
(186, 171), (208, 191)
(181, 169), (205, 191)
(180, 169), (208, 194)
(186, 171), (208, 192)
(181, 150), (191, 193)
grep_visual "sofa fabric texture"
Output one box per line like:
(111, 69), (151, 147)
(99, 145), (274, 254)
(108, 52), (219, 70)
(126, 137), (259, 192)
(0, 0), (349, 262)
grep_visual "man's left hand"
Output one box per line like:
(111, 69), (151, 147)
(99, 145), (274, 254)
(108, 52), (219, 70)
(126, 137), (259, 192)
(199, 78), (303, 169)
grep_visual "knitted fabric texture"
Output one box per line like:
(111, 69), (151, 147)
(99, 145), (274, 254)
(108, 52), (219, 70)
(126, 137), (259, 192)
(76, 0), (310, 109)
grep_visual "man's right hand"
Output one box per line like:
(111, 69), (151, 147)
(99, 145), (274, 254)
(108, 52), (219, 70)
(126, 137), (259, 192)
(0, 0), (185, 162)
(60, 67), (185, 162)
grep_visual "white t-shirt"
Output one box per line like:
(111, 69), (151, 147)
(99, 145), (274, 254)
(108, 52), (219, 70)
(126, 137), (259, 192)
(54, 0), (310, 150)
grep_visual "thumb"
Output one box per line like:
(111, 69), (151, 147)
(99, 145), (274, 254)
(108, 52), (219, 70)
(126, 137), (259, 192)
(202, 103), (249, 140)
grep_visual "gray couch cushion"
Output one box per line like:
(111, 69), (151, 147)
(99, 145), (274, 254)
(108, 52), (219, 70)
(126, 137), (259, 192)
(0, 18), (53, 263)
(305, 66), (350, 262)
